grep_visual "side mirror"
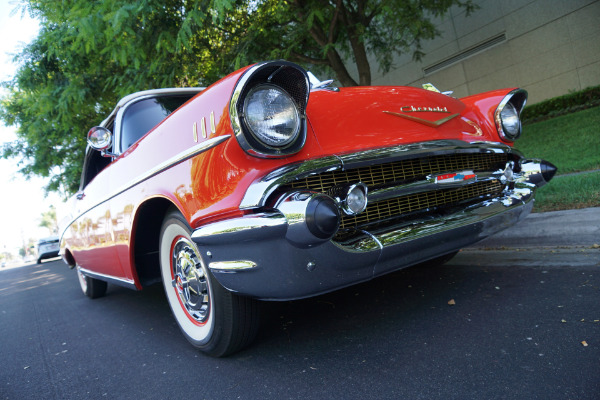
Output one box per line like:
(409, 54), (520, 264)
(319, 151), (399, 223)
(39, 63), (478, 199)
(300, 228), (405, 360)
(87, 126), (112, 150)
(87, 126), (116, 157)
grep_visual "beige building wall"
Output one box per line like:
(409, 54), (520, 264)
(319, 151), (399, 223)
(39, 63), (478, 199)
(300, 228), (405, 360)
(370, 0), (600, 104)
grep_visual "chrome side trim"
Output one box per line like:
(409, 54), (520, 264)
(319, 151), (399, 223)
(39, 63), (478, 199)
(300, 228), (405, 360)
(209, 260), (257, 272)
(65, 135), (231, 233)
(125, 135), (231, 190)
(78, 266), (137, 290)
(240, 140), (517, 209)
(110, 135), (231, 205)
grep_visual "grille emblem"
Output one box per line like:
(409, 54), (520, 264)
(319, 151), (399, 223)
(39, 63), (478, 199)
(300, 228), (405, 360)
(433, 171), (476, 184)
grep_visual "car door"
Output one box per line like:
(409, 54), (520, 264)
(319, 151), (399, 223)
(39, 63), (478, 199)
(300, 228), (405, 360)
(67, 125), (125, 279)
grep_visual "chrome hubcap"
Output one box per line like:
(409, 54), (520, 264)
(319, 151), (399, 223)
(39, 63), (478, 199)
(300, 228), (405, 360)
(171, 238), (209, 323)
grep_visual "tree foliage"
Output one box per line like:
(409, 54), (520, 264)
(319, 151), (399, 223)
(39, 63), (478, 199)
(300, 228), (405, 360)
(39, 205), (58, 235)
(231, 0), (476, 87)
(1, 0), (475, 195)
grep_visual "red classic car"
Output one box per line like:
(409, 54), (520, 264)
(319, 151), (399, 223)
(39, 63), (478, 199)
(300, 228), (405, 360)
(60, 60), (556, 356)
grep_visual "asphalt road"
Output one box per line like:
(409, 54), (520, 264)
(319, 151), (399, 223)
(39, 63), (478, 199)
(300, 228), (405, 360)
(1, 248), (599, 400)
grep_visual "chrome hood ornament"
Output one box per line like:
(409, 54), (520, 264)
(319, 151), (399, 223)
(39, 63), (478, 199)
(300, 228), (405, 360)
(307, 71), (339, 92)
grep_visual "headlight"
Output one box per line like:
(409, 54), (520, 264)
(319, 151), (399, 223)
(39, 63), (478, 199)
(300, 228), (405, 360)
(230, 61), (310, 158)
(495, 89), (527, 141)
(243, 84), (300, 148)
(500, 101), (521, 138)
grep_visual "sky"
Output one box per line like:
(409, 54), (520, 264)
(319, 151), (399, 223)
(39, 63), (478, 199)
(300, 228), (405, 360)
(0, 1), (63, 252)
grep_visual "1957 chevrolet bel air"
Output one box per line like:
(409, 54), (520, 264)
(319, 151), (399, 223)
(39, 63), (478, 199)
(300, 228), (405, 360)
(60, 60), (556, 356)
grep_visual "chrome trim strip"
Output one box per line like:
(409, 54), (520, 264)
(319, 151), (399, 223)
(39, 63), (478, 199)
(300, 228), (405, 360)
(109, 135), (231, 205)
(336, 140), (514, 168)
(78, 266), (137, 290)
(66, 135), (231, 232)
(201, 117), (207, 138)
(209, 260), (257, 272)
(210, 111), (216, 134)
(240, 140), (517, 209)
(383, 111), (460, 127)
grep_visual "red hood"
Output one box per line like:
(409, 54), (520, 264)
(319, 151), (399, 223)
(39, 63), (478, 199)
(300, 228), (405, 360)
(306, 86), (493, 155)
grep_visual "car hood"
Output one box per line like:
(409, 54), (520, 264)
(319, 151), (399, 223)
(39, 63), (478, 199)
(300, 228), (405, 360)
(306, 86), (488, 155)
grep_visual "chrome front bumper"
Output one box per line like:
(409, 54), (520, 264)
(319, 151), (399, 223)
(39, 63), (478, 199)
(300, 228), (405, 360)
(191, 144), (555, 300)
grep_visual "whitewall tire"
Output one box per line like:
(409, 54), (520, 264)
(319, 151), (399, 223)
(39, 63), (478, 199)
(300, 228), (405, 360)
(159, 209), (260, 356)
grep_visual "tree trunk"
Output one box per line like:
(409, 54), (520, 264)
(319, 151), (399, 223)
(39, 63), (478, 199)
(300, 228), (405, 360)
(326, 48), (358, 87)
(341, 1), (371, 86)
(347, 30), (371, 86)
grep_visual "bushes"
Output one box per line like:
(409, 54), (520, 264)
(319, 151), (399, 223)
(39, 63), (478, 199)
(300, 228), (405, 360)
(522, 85), (600, 124)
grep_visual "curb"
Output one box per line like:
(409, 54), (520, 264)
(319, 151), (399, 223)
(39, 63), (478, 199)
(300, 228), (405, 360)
(469, 207), (600, 248)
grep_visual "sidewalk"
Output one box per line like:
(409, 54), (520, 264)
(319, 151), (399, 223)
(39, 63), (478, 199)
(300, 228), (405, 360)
(469, 207), (600, 248)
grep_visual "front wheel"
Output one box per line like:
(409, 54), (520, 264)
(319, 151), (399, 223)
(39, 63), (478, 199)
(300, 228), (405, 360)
(159, 209), (260, 357)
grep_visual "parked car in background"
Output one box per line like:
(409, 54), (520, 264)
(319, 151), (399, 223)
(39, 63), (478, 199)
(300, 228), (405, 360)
(60, 60), (556, 356)
(37, 236), (60, 264)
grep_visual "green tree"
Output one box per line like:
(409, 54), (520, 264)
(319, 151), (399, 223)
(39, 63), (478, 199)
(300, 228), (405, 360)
(39, 205), (58, 235)
(230, 0), (476, 87)
(2, 0), (242, 194)
(1, 0), (474, 195)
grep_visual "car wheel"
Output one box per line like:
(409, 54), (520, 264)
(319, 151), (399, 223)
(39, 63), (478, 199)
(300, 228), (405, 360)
(77, 265), (108, 299)
(159, 209), (260, 357)
(37, 258), (42, 264)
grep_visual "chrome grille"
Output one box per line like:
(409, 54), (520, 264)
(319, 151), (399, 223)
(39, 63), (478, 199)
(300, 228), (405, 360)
(281, 151), (509, 239)
(339, 180), (504, 231)
(289, 152), (508, 191)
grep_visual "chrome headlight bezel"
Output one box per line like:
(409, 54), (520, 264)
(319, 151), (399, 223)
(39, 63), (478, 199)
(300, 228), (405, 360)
(494, 89), (528, 141)
(230, 61), (310, 158)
